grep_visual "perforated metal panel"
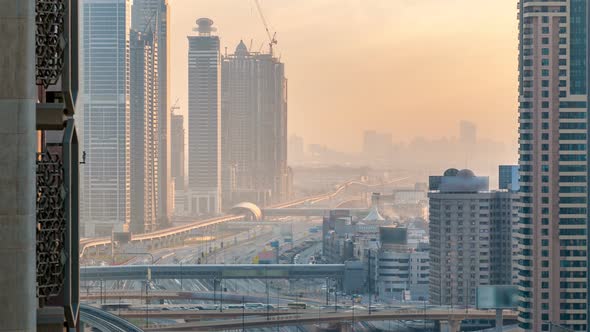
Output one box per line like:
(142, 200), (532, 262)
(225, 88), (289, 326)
(36, 149), (66, 305)
(35, 0), (67, 88)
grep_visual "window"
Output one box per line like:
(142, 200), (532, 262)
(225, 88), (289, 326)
(542, 59), (549, 66)
(542, 48), (549, 55)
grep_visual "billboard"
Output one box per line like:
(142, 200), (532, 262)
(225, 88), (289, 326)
(476, 285), (518, 309)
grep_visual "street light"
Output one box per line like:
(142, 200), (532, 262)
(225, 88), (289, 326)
(351, 298), (355, 332)
(242, 295), (245, 332)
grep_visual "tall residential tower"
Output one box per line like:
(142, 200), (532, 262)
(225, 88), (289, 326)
(517, 1), (589, 330)
(129, 29), (159, 234)
(131, 0), (170, 228)
(187, 18), (221, 215)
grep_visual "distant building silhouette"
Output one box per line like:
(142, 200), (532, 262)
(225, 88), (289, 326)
(288, 134), (305, 164)
(171, 111), (185, 192)
(362, 130), (392, 161)
(459, 121), (477, 145)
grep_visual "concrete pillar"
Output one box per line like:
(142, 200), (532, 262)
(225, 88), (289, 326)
(439, 320), (461, 332)
(0, 1), (37, 331)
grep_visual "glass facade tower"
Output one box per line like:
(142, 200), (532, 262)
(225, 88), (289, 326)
(80, 0), (131, 236)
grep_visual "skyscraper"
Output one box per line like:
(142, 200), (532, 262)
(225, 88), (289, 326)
(131, 0), (170, 228)
(459, 120), (477, 145)
(187, 18), (221, 215)
(130, 29), (159, 234)
(221, 41), (289, 207)
(517, 2), (589, 330)
(171, 111), (185, 191)
(80, 0), (131, 237)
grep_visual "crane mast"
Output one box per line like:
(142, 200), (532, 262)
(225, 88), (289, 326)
(253, 0), (277, 55)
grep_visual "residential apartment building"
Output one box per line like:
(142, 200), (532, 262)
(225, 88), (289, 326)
(129, 29), (159, 234)
(517, 1), (589, 330)
(132, 0), (170, 227)
(428, 169), (518, 306)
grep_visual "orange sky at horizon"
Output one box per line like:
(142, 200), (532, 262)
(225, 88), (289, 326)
(168, 0), (519, 153)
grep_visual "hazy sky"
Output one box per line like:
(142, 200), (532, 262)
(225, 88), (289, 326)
(169, 0), (518, 153)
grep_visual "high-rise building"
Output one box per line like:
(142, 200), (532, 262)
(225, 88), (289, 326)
(171, 111), (185, 191)
(187, 18), (221, 215)
(221, 40), (289, 208)
(288, 134), (305, 164)
(517, 2), (589, 331)
(131, 0), (170, 228)
(499, 165), (519, 192)
(80, 0), (131, 237)
(129, 29), (159, 234)
(459, 121), (477, 145)
(362, 130), (392, 160)
(428, 169), (518, 306)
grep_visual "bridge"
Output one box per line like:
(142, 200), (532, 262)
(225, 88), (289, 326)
(81, 264), (346, 281)
(137, 309), (517, 331)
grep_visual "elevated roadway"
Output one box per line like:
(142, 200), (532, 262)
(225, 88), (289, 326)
(79, 179), (367, 257)
(141, 309), (517, 331)
(80, 304), (143, 332)
(81, 290), (319, 304)
(81, 264), (345, 281)
(79, 177), (409, 258)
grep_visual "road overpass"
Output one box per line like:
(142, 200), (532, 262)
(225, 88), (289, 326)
(141, 309), (517, 331)
(81, 264), (345, 281)
(262, 208), (368, 217)
(81, 290), (319, 304)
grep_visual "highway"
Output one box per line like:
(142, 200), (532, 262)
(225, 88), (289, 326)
(79, 177), (406, 257)
(140, 308), (517, 331)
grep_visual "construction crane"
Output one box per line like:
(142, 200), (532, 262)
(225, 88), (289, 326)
(253, 0), (277, 56)
(171, 98), (180, 114)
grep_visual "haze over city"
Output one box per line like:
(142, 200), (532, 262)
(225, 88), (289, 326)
(4, 0), (587, 331)
(170, 0), (519, 154)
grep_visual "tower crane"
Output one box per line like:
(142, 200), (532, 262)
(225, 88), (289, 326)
(171, 98), (180, 114)
(253, 0), (277, 56)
